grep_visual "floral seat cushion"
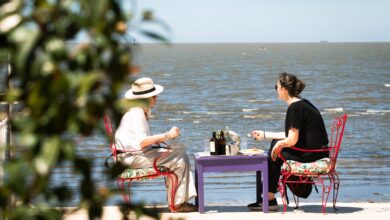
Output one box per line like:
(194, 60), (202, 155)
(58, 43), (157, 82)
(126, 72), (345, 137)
(119, 166), (169, 180)
(281, 158), (331, 175)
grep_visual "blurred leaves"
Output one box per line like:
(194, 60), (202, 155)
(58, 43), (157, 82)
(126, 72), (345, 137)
(0, 14), (22, 33)
(34, 137), (61, 175)
(0, 0), (171, 219)
(142, 10), (154, 21)
(8, 204), (62, 220)
(140, 30), (169, 43)
(139, 10), (171, 43)
(119, 203), (160, 220)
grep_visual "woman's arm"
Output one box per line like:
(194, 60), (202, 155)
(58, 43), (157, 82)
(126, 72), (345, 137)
(139, 126), (180, 149)
(275, 128), (299, 147)
(271, 127), (299, 161)
(252, 131), (286, 141)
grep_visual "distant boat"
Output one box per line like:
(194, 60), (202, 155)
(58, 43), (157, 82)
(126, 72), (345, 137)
(254, 47), (266, 51)
(320, 40), (328, 43)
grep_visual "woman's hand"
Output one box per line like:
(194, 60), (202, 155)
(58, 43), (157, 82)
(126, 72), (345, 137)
(168, 126), (180, 139)
(271, 141), (283, 161)
(251, 130), (266, 141)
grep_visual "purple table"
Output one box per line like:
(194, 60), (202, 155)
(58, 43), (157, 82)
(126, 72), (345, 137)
(194, 153), (269, 213)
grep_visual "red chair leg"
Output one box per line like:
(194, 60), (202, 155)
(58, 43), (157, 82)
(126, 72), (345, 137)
(321, 178), (332, 214)
(321, 186), (327, 213)
(332, 173), (340, 210)
(169, 173), (178, 212)
(127, 181), (132, 203)
(118, 179), (131, 203)
(278, 180), (288, 213)
(166, 175), (174, 212)
(163, 174), (176, 212)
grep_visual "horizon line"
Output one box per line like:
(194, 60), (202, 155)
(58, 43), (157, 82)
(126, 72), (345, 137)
(70, 41), (390, 44)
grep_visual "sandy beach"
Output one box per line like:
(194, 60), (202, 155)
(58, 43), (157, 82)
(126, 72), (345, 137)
(63, 202), (390, 220)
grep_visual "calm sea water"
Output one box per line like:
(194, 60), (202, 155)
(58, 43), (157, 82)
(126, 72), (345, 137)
(52, 43), (390, 206)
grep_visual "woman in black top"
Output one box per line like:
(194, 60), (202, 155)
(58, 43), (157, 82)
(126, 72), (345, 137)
(247, 72), (329, 211)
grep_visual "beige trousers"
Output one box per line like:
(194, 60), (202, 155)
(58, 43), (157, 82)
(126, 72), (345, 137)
(117, 146), (197, 206)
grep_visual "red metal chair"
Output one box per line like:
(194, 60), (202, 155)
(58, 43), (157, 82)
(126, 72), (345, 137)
(103, 114), (178, 212)
(278, 114), (348, 213)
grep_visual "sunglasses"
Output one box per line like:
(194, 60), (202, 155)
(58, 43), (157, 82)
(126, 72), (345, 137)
(275, 81), (285, 90)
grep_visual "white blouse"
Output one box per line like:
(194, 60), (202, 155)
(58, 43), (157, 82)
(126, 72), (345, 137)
(115, 107), (151, 151)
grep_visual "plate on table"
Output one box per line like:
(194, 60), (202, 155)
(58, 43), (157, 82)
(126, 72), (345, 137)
(239, 148), (264, 155)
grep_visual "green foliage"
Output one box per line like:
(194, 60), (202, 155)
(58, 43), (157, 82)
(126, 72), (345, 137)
(0, 0), (170, 219)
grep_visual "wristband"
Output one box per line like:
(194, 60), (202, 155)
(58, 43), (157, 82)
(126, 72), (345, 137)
(263, 131), (266, 140)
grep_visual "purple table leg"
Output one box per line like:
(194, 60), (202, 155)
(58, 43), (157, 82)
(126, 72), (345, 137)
(195, 163), (205, 213)
(195, 165), (198, 206)
(262, 159), (269, 212)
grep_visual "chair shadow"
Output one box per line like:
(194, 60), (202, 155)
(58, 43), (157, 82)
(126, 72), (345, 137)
(203, 205), (363, 214)
(202, 205), (252, 213)
(144, 205), (249, 213)
(286, 204), (363, 213)
(145, 204), (363, 214)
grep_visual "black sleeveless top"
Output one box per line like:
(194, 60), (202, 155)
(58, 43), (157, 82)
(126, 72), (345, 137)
(285, 99), (328, 149)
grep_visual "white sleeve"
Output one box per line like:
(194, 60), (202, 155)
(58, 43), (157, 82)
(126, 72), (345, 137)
(115, 107), (150, 151)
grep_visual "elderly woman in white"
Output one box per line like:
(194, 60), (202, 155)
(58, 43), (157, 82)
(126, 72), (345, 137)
(115, 77), (197, 212)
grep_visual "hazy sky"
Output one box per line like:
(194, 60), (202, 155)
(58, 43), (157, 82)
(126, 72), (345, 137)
(129, 0), (390, 43)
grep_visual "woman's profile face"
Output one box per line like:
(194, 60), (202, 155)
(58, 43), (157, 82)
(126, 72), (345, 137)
(150, 95), (158, 108)
(275, 81), (288, 101)
(275, 81), (283, 100)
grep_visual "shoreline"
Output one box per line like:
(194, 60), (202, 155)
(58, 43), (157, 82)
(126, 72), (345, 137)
(63, 202), (390, 220)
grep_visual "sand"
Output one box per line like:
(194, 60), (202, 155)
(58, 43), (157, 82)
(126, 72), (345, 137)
(63, 202), (390, 220)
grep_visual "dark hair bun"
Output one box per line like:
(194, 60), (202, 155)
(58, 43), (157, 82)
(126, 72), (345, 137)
(278, 72), (305, 97)
(295, 79), (305, 95)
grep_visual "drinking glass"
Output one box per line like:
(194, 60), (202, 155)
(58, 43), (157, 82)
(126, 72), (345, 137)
(203, 139), (210, 152)
(241, 137), (248, 150)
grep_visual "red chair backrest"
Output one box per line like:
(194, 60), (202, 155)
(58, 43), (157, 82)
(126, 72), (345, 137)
(328, 114), (348, 172)
(103, 114), (118, 157)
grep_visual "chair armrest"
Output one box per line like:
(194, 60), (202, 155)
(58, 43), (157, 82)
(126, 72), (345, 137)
(153, 142), (171, 149)
(114, 142), (172, 174)
(112, 146), (135, 158)
(288, 146), (330, 153)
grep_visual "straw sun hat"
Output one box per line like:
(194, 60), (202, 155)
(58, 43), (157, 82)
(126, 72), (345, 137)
(124, 77), (164, 100)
